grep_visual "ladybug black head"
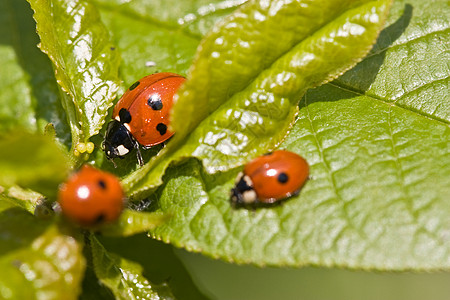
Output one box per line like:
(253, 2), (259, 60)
(103, 120), (142, 165)
(230, 173), (258, 208)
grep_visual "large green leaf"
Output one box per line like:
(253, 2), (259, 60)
(145, 0), (450, 269)
(124, 0), (392, 198)
(27, 0), (120, 163)
(90, 234), (175, 300)
(0, 213), (85, 300)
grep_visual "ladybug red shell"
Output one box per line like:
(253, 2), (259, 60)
(231, 150), (309, 207)
(103, 72), (185, 165)
(58, 165), (125, 226)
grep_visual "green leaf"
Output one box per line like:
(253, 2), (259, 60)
(90, 235), (175, 300)
(98, 210), (169, 237)
(0, 214), (85, 300)
(124, 0), (392, 198)
(27, 0), (120, 161)
(0, 131), (70, 198)
(0, 0), (70, 143)
(144, 0), (450, 270)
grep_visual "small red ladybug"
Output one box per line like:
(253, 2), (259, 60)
(231, 150), (309, 207)
(103, 72), (186, 165)
(58, 165), (125, 226)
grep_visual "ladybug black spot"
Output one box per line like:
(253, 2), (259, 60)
(277, 172), (289, 184)
(129, 81), (140, 91)
(94, 213), (106, 225)
(118, 108), (132, 123)
(147, 94), (163, 110)
(156, 123), (167, 135)
(98, 179), (107, 189)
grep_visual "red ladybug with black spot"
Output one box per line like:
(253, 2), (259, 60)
(231, 150), (309, 207)
(58, 165), (125, 226)
(103, 72), (185, 165)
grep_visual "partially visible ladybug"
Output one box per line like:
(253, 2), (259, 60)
(231, 150), (309, 207)
(103, 72), (186, 166)
(58, 165), (125, 226)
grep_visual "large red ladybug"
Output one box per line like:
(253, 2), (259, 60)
(231, 150), (309, 207)
(103, 72), (185, 165)
(58, 165), (125, 226)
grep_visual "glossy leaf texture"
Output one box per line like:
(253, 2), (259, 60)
(90, 235), (175, 300)
(27, 0), (120, 160)
(0, 202), (85, 300)
(0, 131), (70, 199)
(124, 0), (393, 198)
(146, 0), (450, 269)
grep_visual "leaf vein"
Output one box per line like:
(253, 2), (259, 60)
(366, 27), (450, 58)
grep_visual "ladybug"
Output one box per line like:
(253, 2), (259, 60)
(231, 150), (309, 207)
(58, 165), (125, 226)
(103, 72), (186, 165)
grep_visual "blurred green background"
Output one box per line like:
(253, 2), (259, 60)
(101, 234), (450, 300)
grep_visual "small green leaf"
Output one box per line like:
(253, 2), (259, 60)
(27, 0), (120, 161)
(124, 0), (392, 198)
(90, 235), (175, 300)
(0, 217), (85, 300)
(99, 210), (169, 237)
(0, 131), (70, 198)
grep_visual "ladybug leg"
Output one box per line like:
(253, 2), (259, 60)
(136, 148), (144, 166)
(131, 138), (144, 166)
